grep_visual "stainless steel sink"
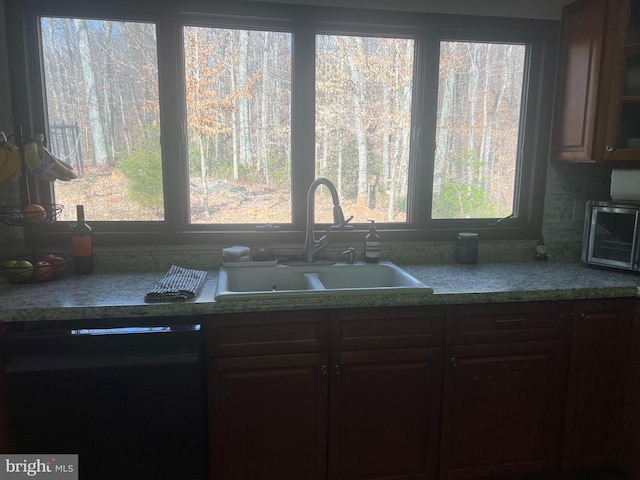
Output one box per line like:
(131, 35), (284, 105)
(214, 261), (432, 300)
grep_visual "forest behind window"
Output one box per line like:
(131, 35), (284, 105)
(41, 17), (163, 222)
(31, 8), (546, 240)
(433, 41), (526, 220)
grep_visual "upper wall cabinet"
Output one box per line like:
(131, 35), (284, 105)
(554, 0), (640, 162)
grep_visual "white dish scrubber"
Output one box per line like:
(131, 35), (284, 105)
(222, 245), (250, 258)
(222, 246), (251, 263)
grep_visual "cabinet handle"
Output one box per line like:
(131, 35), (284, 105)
(450, 356), (457, 367)
(320, 364), (328, 375)
(606, 145), (614, 152)
(495, 318), (526, 328)
(580, 313), (592, 320)
(333, 364), (341, 375)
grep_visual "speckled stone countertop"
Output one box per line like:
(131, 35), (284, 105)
(0, 260), (638, 323)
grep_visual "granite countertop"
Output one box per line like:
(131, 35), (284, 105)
(0, 260), (638, 323)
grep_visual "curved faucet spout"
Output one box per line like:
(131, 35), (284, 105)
(304, 178), (350, 263)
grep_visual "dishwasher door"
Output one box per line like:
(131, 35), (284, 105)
(2, 324), (206, 480)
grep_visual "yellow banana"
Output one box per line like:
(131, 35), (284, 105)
(0, 134), (6, 173)
(24, 134), (78, 182)
(35, 134), (77, 181)
(23, 139), (56, 182)
(52, 158), (77, 181)
(54, 156), (74, 171)
(23, 141), (41, 170)
(0, 132), (22, 186)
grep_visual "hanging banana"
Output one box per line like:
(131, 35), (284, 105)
(24, 134), (77, 182)
(0, 131), (22, 186)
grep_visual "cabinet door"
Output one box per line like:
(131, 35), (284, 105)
(328, 348), (442, 480)
(603, 0), (640, 161)
(563, 299), (633, 469)
(555, 0), (609, 162)
(621, 300), (640, 480)
(209, 353), (328, 480)
(440, 341), (566, 480)
(0, 358), (12, 453)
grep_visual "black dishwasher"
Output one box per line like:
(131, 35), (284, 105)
(0, 319), (206, 480)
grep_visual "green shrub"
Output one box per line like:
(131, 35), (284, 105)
(116, 129), (163, 211)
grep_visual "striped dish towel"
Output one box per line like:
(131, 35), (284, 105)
(144, 265), (208, 302)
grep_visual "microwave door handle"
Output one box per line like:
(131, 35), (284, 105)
(586, 205), (601, 263)
(582, 201), (595, 263)
(633, 211), (640, 270)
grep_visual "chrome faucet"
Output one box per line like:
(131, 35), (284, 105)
(304, 178), (353, 263)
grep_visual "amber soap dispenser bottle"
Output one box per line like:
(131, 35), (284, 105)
(71, 204), (94, 275)
(364, 219), (380, 263)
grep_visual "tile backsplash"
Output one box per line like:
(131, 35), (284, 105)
(0, 159), (610, 267)
(541, 161), (611, 242)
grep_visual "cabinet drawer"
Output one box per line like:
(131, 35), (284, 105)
(446, 301), (571, 345)
(207, 310), (328, 357)
(330, 306), (445, 351)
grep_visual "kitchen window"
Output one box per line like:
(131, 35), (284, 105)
(433, 40), (527, 220)
(315, 33), (415, 224)
(184, 26), (293, 224)
(40, 17), (163, 222)
(5, 1), (556, 245)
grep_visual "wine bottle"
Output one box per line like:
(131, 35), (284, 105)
(71, 205), (93, 275)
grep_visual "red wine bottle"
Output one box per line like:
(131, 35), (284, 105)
(71, 205), (93, 275)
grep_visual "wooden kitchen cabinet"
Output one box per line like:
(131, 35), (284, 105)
(328, 348), (442, 480)
(621, 299), (640, 480)
(206, 310), (329, 480)
(207, 306), (445, 480)
(0, 358), (13, 453)
(206, 299), (636, 480)
(554, 0), (640, 162)
(440, 302), (570, 480)
(328, 306), (444, 480)
(209, 353), (329, 480)
(562, 298), (633, 470)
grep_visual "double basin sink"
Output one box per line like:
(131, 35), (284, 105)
(214, 261), (433, 300)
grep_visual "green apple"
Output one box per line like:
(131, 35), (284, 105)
(0, 259), (16, 269)
(12, 260), (33, 282)
(1, 260), (17, 280)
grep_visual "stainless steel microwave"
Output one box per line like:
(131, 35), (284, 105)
(582, 200), (640, 272)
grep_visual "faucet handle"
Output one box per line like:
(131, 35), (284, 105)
(341, 215), (354, 227)
(342, 247), (357, 264)
(330, 215), (354, 231)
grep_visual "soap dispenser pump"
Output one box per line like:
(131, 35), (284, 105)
(364, 219), (380, 263)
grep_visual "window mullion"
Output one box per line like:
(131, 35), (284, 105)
(414, 29), (439, 229)
(157, 14), (189, 228)
(291, 24), (316, 229)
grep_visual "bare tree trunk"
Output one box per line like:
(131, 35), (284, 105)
(198, 134), (210, 215)
(102, 21), (115, 165)
(435, 74), (454, 196)
(382, 83), (391, 213)
(346, 37), (368, 204)
(337, 133), (343, 198)
(466, 43), (481, 192)
(74, 19), (108, 166)
(259, 31), (269, 185)
(237, 30), (252, 168)
(229, 32), (239, 181)
(118, 90), (131, 155)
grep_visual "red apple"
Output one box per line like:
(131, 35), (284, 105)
(33, 261), (54, 282)
(41, 254), (66, 277)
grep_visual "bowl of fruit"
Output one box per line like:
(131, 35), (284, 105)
(0, 253), (73, 283)
(0, 203), (63, 226)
